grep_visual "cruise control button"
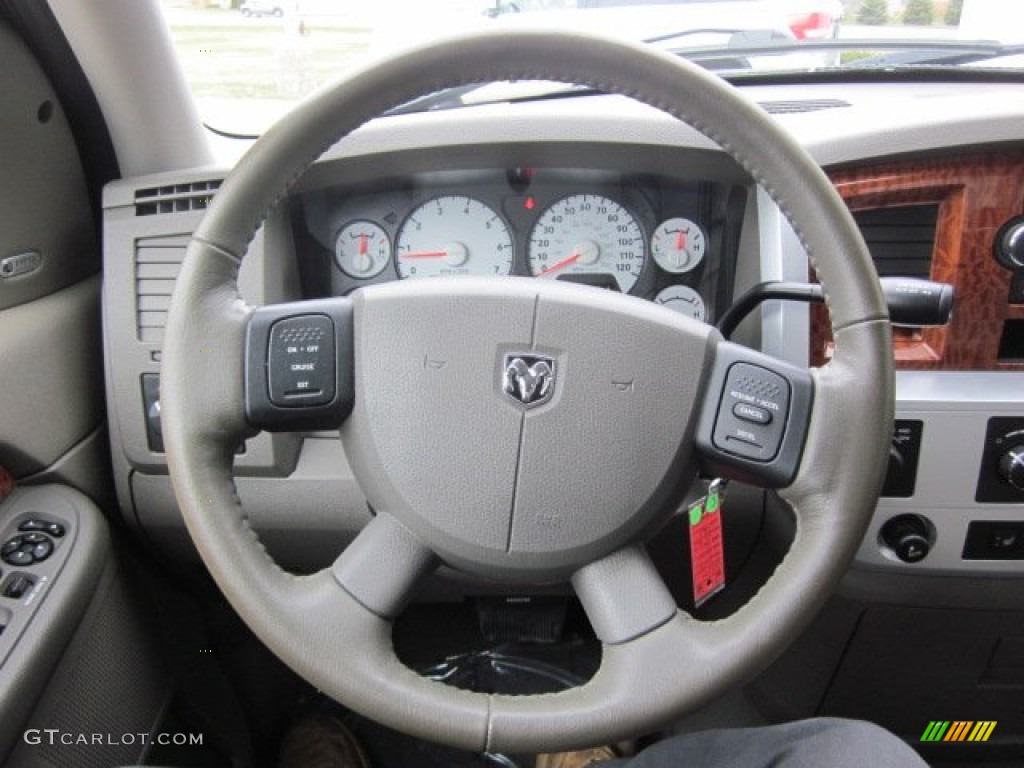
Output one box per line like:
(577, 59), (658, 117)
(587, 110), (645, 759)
(267, 315), (336, 407)
(1, 539), (19, 556)
(727, 431), (764, 448)
(733, 402), (772, 425)
(712, 362), (791, 463)
(45, 522), (65, 538)
(21, 532), (47, 545)
(17, 520), (46, 532)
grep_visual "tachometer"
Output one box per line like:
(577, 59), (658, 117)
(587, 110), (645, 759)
(395, 196), (513, 279)
(527, 194), (645, 293)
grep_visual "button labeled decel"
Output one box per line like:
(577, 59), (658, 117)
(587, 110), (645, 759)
(267, 315), (336, 407)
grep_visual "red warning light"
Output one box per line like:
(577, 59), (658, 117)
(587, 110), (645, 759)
(524, 196), (536, 211)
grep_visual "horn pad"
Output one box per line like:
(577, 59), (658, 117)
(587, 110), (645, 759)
(341, 277), (716, 580)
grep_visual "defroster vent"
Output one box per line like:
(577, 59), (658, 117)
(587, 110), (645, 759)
(134, 179), (221, 217)
(759, 99), (850, 115)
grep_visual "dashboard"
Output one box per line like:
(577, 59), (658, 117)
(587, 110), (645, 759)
(292, 168), (747, 326)
(101, 81), (1024, 584)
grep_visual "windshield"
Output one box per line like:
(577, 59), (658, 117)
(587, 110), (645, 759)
(161, 0), (1024, 136)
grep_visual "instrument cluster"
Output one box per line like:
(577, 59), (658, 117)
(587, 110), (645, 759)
(294, 168), (738, 324)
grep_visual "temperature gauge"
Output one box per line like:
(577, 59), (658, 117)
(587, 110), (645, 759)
(335, 221), (391, 279)
(654, 285), (707, 322)
(651, 217), (706, 274)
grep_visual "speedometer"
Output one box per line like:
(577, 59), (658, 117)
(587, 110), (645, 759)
(527, 194), (645, 293)
(395, 196), (513, 279)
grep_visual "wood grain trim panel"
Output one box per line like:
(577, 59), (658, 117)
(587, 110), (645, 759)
(811, 152), (1024, 370)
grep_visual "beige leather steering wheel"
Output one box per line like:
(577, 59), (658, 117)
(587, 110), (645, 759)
(161, 30), (893, 753)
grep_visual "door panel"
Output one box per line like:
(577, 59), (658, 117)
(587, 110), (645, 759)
(0, 276), (102, 476)
(0, 18), (104, 492)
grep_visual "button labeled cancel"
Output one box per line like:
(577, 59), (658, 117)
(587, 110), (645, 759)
(733, 402), (772, 425)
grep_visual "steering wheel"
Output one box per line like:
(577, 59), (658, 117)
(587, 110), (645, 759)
(161, 30), (893, 753)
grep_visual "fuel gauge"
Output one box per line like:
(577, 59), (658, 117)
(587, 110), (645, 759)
(651, 217), (706, 274)
(654, 285), (707, 323)
(335, 221), (391, 279)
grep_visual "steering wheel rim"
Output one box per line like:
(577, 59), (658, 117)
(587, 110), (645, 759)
(161, 29), (893, 753)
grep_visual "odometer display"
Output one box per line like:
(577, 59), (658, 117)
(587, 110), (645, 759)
(527, 194), (645, 293)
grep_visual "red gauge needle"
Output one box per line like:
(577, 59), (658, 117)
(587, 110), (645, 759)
(359, 234), (368, 255)
(537, 253), (580, 277)
(402, 250), (448, 259)
(676, 230), (686, 251)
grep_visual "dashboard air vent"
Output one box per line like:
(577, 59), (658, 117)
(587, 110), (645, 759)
(852, 204), (939, 279)
(759, 99), (850, 114)
(135, 234), (189, 343)
(134, 179), (221, 217)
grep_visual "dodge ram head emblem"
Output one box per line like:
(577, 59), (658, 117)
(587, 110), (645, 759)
(503, 354), (556, 407)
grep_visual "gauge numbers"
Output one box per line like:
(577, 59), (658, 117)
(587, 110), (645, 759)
(654, 285), (707, 323)
(335, 220), (391, 279)
(395, 196), (513, 279)
(651, 217), (706, 274)
(528, 194), (645, 293)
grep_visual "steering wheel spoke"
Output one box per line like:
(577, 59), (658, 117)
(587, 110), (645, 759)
(332, 512), (438, 618)
(695, 340), (815, 488)
(244, 297), (355, 431)
(572, 545), (677, 644)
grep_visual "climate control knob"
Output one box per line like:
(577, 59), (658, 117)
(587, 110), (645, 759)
(999, 445), (1024, 492)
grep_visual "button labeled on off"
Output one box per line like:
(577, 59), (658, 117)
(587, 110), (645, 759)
(733, 402), (772, 425)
